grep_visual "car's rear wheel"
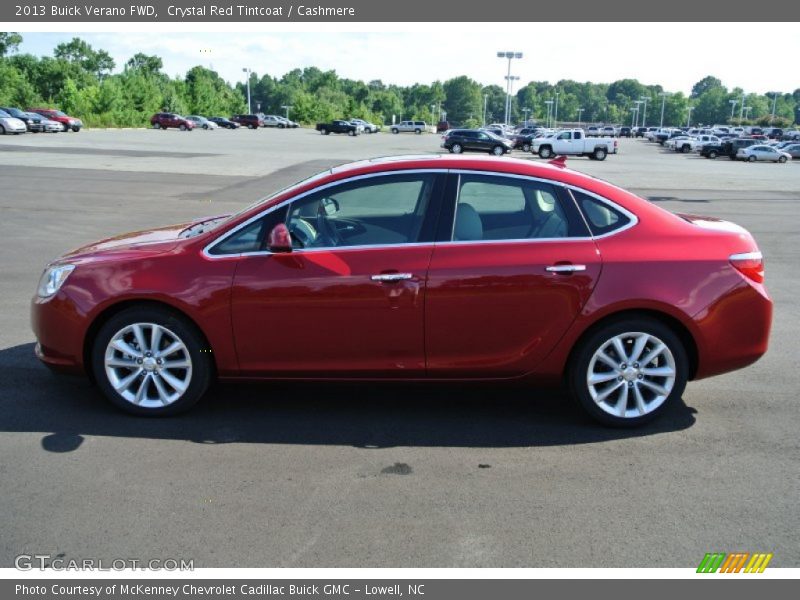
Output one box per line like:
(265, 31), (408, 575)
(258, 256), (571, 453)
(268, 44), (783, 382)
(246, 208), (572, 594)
(491, 145), (505, 156)
(708, 150), (718, 159)
(522, 143), (531, 152)
(92, 307), (211, 416)
(153, 122), (161, 129)
(681, 145), (690, 153)
(593, 147), (607, 161)
(778, 156), (787, 163)
(415, 129), (422, 134)
(349, 129), (356, 136)
(391, 128), (399, 134)
(179, 124), (186, 131)
(450, 143), (463, 154)
(568, 317), (688, 427)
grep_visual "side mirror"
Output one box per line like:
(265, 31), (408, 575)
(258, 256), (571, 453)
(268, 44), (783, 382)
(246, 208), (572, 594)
(267, 223), (292, 253)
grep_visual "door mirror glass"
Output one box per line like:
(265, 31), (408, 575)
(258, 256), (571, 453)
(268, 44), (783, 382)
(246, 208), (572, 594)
(267, 223), (293, 253)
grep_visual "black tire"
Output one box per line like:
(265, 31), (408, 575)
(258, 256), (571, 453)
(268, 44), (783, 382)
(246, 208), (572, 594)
(707, 150), (718, 159)
(450, 143), (463, 154)
(62, 123), (69, 132)
(391, 128), (399, 134)
(748, 155), (756, 162)
(538, 146), (553, 158)
(491, 145), (505, 156)
(728, 154), (737, 160)
(568, 316), (688, 427)
(522, 143), (531, 153)
(593, 147), (607, 161)
(278, 123), (285, 128)
(153, 122), (161, 130)
(349, 129), (356, 136)
(203, 124), (209, 130)
(415, 128), (422, 134)
(0, 125), (5, 135)
(778, 156), (787, 163)
(92, 306), (212, 417)
(179, 124), (186, 131)
(681, 145), (690, 153)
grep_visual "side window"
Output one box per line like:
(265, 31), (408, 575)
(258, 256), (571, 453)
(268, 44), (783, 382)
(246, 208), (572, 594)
(286, 174), (435, 249)
(209, 207), (287, 256)
(575, 131), (582, 139)
(452, 175), (585, 242)
(571, 189), (632, 236)
(557, 132), (570, 140)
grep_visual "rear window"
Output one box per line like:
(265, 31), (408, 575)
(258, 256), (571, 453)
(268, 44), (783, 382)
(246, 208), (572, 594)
(570, 189), (632, 236)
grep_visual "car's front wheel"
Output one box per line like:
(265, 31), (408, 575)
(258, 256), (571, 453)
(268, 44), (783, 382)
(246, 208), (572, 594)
(748, 155), (756, 162)
(778, 156), (787, 163)
(92, 307), (212, 416)
(568, 317), (688, 427)
(491, 145), (505, 156)
(450, 143), (463, 154)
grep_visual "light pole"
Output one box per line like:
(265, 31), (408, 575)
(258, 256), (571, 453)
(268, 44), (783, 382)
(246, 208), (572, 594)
(739, 92), (745, 121)
(553, 91), (560, 129)
(482, 94), (488, 126)
(505, 75), (520, 125)
(769, 92), (779, 126)
(281, 105), (292, 120)
(743, 106), (752, 121)
(497, 51), (523, 126)
(659, 92), (670, 128)
(576, 107), (584, 127)
(522, 107), (530, 126)
(431, 103), (436, 126)
(686, 106), (695, 128)
(242, 67), (252, 114)
(633, 101), (643, 128)
(639, 95), (649, 127)
(630, 106), (637, 128)
(545, 100), (553, 128)
(729, 99), (738, 122)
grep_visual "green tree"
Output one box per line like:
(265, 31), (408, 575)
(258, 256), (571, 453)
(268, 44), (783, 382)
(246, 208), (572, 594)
(0, 32), (22, 57)
(442, 76), (482, 125)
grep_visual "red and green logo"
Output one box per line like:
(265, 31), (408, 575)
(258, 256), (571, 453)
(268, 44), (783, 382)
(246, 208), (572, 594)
(697, 552), (773, 573)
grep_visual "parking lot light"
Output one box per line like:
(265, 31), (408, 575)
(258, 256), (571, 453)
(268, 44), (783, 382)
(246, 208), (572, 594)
(497, 51), (523, 126)
(729, 99), (738, 122)
(242, 67), (252, 114)
(659, 92), (670, 128)
(545, 100), (553, 128)
(639, 96), (649, 127)
(686, 105), (695, 128)
(576, 107), (584, 127)
(281, 105), (292, 120)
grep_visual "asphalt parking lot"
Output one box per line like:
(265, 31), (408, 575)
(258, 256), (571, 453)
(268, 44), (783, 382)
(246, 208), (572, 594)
(1, 129), (798, 568)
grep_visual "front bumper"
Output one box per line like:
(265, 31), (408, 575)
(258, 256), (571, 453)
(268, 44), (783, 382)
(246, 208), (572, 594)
(31, 293), (88, 375)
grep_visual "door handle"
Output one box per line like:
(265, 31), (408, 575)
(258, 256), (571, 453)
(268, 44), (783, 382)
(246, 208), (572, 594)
(546, 264), (587, 273)
(370, 273), (415, 282)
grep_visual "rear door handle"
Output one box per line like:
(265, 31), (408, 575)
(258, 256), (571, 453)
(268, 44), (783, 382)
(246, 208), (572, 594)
(546, 264), (587, 273)
(371, 273), (415, 282)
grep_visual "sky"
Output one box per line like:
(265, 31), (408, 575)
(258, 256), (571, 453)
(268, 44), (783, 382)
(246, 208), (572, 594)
(12, 26), (798, 95)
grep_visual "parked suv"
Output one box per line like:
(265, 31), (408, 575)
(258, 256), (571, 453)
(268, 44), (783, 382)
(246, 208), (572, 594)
(441, 129), (513, 156)
(231, 114), (263, 129)
(27, 108), (82, 132)
(391, 120), (427, 134)
(150, 113), (195, 131)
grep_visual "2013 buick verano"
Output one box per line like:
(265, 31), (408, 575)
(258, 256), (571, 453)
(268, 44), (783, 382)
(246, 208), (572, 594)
(31, 155), (772, 425)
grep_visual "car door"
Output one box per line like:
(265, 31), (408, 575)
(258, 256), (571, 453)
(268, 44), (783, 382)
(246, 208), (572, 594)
(226, 171), (446, 377)
(553, 131), (573, 153)
(425, 173), (603, 377)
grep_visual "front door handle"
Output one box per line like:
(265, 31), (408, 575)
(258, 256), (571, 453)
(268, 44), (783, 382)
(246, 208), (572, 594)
(371, 273), (415, 282)
(546, 264), (587, 273)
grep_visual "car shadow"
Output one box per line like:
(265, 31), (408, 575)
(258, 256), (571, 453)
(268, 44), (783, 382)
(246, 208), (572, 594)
(2, 343), (696, 452)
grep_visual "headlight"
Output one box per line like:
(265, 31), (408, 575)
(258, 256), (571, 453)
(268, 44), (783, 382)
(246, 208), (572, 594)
(37, 264), (75, 298)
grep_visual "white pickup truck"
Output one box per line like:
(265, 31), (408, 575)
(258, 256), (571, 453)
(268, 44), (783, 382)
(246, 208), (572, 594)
(530, 129), (618, 160)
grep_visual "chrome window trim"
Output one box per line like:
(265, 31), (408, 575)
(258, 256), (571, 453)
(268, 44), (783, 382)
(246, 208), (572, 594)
(202, 169), (447, 259)
(202, 167), (639, 259)
(444, 169), (638, 244)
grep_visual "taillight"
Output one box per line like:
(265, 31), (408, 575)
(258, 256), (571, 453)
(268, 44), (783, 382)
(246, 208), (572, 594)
(730, 251), (764, 283)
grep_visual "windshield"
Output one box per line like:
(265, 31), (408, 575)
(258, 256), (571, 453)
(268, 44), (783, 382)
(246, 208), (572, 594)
(0, 110), (10, 118)
(51, 110), (67, 117)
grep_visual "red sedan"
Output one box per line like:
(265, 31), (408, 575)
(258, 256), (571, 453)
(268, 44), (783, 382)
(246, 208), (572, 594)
(31, 155), (772, 425)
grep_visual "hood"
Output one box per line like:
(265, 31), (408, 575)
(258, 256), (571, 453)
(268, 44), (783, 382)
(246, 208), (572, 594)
(60, 215), (228, 260)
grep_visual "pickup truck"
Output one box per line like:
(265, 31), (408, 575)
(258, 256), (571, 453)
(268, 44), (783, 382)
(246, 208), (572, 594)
(316, 120), (360, 136)
(530, 129), (618, 160)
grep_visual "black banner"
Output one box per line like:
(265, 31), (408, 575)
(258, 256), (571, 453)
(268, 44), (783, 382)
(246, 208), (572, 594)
(3, 0), (799, 22)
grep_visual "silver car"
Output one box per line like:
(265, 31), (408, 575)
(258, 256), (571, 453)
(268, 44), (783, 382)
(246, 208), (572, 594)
(736, 145), (792, 163)
(0, 109), (27, 135)
(186, 116), (218, 130)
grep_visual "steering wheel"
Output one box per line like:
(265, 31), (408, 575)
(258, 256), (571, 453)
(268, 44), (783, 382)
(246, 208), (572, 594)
(288, 217), (317, 248)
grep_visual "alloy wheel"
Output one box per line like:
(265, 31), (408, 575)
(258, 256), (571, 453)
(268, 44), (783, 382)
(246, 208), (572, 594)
(586, 331), (677, 419)
(104, 322), (193, 408)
